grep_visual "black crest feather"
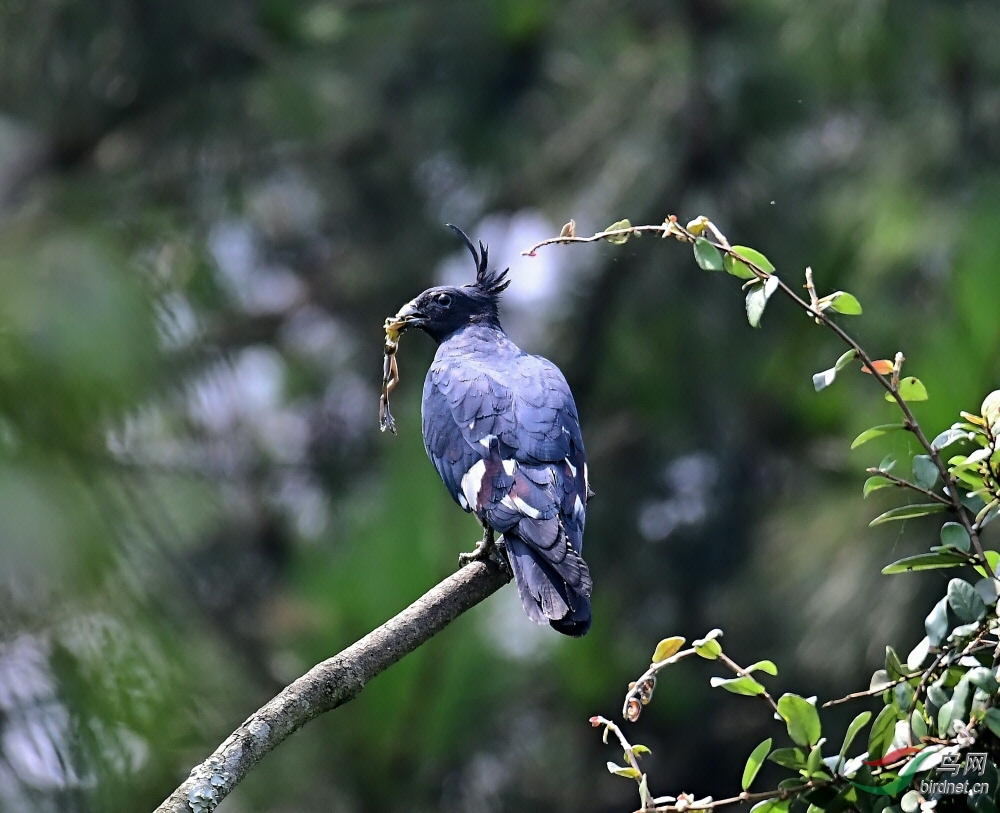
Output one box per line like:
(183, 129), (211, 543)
(447, 224), (511, 297)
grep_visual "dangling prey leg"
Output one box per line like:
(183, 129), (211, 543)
(459, 525), (499, 567)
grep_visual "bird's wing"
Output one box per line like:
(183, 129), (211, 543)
(422, 352), (590, 593)
(421, 357), (516, 513)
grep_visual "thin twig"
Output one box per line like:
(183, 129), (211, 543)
(822, 676), (911, 708)
(718, 653), (780, 714)
(623, 648), (698, 720)
(593, 715), (645, 775)
(865, 468), (953, 506)
(649, 780), (828, 813)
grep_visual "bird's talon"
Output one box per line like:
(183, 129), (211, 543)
(459, 528), (496, 567)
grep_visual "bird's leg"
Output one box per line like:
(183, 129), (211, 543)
(459, 525), (495, 567)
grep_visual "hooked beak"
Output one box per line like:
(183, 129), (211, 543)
(384, 300), (425, 332)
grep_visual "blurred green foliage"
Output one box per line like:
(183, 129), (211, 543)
(0, 1), (998, 812)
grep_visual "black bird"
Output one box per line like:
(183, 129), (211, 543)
(388, 226), (593, 636)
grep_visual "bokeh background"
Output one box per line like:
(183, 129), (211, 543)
(1, 1), (1000, 811)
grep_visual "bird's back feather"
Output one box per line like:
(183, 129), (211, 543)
(421, 324), (592, 636)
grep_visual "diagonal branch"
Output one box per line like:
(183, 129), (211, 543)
(154, 559), (511, 813)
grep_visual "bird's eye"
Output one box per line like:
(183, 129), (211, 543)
(436, 293), (453, 308)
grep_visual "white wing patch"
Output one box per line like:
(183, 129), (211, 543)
(502, 459), (517, 476)
(478, 434), (497, 449)
(461, 460), (486, 510)
(566, 459), (577, 478)
(511, 495), (541, 520)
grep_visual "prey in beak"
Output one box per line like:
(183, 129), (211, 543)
(379, 300), (423, 434)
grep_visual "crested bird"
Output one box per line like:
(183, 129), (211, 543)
(387, 226), (593, 636)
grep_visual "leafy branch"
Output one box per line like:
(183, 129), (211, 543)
(524, 215), (1000, 813)
(523, 216), (996, 577)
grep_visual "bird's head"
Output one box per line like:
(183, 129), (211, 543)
(386, 226), (511, 344)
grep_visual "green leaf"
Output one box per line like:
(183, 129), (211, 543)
(894, 681), (914, 711)
(868, 704), (898, 760)
(911, 455), (939, 489)
(886, 377), (928, 402)
(778, 693), (822, 747)
(710, 675), (766, 695)
(769, 747), (807, 770)
(947, 578), (986, 623)
(927, 682), (949, 708)
(973, 550), (1000, 578)
(869, 669), (891, 692)
(975, 577), (999, 605)
(632, 744), (652, 757)
(901, 791), (921, 813)
(604, 219), (632, 244)
(826, 292), (862, 315)
(951, 678), (973, 724)
(839, 711), (872, 761)
(745, 281), (769, 328)
(606, 761), (640, 779)
(932, 428), (972, 451)
(693, 629), (723, 659)
(813, 368), (837, 392)
(723, 253), (756, 280)
(730, 245), (775, 274)
(743, 738), (772, 791)
(949, 620), (979, 640)
(652, 636), (685, 662)
(750, 799), (790, 813)
(940, 522), (971, 552)
(882, 552), (967, 574)
(925, 597), (949, 646)
(835, 349), (857, 371)
(983, 390), (1000, 425)
(693, 237), (724, 271)
(906, 637), (930, 670)
(806, 742), (824, 777)
(983, 708), (1000, 738)
(884, 646), (904, 681)
(816, 349), (859, 392)
(910, 709), (927, 741)
(870, 502), (949, 525)
(851, 423), (905, 449)
(746, 660), (778, 676)
(938, 700), (955, 738)
(863, 476), (893, 497)
(965, 666), (999, 695)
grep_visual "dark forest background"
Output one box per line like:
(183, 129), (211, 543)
(0, 1), (999, 811)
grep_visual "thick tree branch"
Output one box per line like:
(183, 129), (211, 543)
(154, 558), (511, 813)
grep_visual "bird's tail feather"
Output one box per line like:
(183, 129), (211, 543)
(503, 534), (592, 637)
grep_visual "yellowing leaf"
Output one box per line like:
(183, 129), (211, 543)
(862, 359), (894, 375)
(652, 636), (685, 663)
(686, 216), (710, 235)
